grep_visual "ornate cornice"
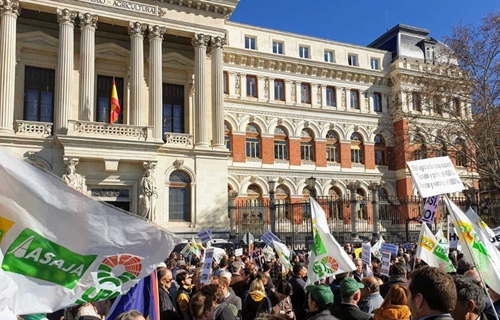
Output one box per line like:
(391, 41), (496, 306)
(223, 47), (390, 87)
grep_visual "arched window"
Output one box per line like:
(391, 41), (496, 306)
(246, 184), (263, 205)
(169, 170), (191, 222)
(246, 123), (261, 158)
(301, 128), (314, 161)
(328, 187), (343, 220)
(455, 138), (467, 167)
(275, 185), (290, 220)
(326, 130), (339, 163)
(435, 137), (447, 157)
(351, 132), (364, 164)
(374, 134), (386, 165)
(224, 122), (232, 152)
(412, 134), (427, 160)
(274, 126), (288, 160)
(351, 90), (360, 109)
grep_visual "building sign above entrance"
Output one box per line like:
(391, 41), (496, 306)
(78, 0), (160, 16)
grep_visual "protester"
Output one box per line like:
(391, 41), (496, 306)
(352, 259), (364, 283)
(329, 273), (348, 310)
(219, 273), (242, 316)
(288, 263), (308, 320)
(200, 284), (236, 320)
(463, 269), (497, 320)
(268, 280), (295, 320)
(407, 266), (457, 320)
(380, 262), (407, 298)
(158, 268), (181, 320)
(372, 284), (411, 320)
(190, 292), (217, 320)
(358, 277), (384, 314)
(116, 311), (145, 320)
(304, 284), (338, 320)
(331, 277), (372, 320)
(451, 275), (486, 320)
(176, 270), (194, 320)
(230, 261), (246, 299)
(242, 279), (272, 320)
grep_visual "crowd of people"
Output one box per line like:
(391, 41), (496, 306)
(151, 243), (500, 320)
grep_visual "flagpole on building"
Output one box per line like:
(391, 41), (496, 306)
(444, 195), (500, 320)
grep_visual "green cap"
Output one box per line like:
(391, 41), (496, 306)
(340, 277), (365, 296)
(22, 314), (48, 320)
(306, 283), (334, 308)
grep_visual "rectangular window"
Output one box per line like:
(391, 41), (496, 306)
(301, 143), (314, 161)
(454, 98), (461, 116)
(245, 36), (256, 50)
(246, 75), (258, 98)
(223, 71), (229, 94)
(412, 92), (421, 111)
(274, 79), (285, 101)
(246, 138), (260, 158)
(373, 92), (382, 112)
(273, 41), (283, 54)
(351, 149), (363, 164)
(324, 50), (334, 63)
(370, 58), (380, 70)
(301, 83), (311, 104)
(24, 66), (55, 123)
(375, 150), (385, 165)
(348, 54), (358, 66)
(326, 145), (339, 162)
(274, 141), (288, 160)
(326, 86), (336, 107)
(299, 46), (310, 59)
(162, 83), (185, 139)
(96, 75), (124, 123)
(350, 90), (359, 109)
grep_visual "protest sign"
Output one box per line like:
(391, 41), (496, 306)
(200, 248), (214, 284)
(252, 249), (265, 269)
(448, 216), (460, 249)
(361, 243), (371, 266)
(407, 156), (465, 198)
(381, 243), (398, 255)
(380, 250), (391, 277)
(422, 195), (440, 224)
(403, 243), (413, 251)
(354, 247), (362, 259)
(197, 229), (212, 243)
(235, 248), (243, 256)
(261, 231), (281, 248)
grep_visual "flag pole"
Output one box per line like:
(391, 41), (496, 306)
(444, 195), (500, 320)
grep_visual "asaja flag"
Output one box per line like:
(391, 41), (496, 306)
(308, 198), (355, 283)
(110, 78), (121, 123)
(190, 237), (201, 257)
(371, 236), (385, 258)
(465, 207), (500, 249)
(416, 223), (456, 273)
(444, 196), (500, 295)
(272, 240), (292, 269)
(0, 151), (182, 314)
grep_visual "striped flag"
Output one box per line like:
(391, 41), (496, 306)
(416, 223), (456, 273)
(110, 78), (121, 123)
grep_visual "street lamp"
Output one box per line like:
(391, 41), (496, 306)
(268, 180), (277, 234)
(306, 176), (316, 251)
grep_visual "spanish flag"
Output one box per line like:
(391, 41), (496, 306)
(110, 78), (121, 123)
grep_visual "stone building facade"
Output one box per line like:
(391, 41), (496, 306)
(0, 0), (476, 237)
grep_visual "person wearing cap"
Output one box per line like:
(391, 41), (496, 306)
(304, 283), (339, 320)
(331, 277), (372, 320)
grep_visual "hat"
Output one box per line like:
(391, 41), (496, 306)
(306, 284), (334, 308)
(340, 277), (364, 296)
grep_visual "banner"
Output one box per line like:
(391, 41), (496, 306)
(380, 250), (391, 277)
(197, 230), (212, 243)
(0, 151), (181, 314)
(416, 223), (456, 273)
(448, 216), (460, 250)
(200, 249), (214, 284)
(273, 240), (292, 269)
(371, 236), (385, 258)
(261, 231), (281, 248)
(422, 195), (440, 224)
(361, 243), (371, 266)
(381, 243), (398, 255)
(307, 199), (355, 283)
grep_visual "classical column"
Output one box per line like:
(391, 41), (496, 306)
(347, 180), (361, 241)
(78, 13), (98, 121)
(210, 35), (226, 148)
(55, 9), (77, 134)
(228, 191), (238, 239)
(128, 22), (147, 126)
(369, 181), (383, 240)
(148, 25), (165, 140)
(192, 34), (209, 147)
(0, 0), (20, 134)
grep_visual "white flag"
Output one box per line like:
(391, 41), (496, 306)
(273, 240), (292, 269)
(371, 235), (385, 258)
(0, 151), (182, 314)
(465, 208), (500, 249)
(416, 223), (456, 273)
(445, 196), (500, 295)
(307, 198), (355, 283)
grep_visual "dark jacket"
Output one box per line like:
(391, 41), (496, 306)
(160, 287), (181, 320)
(225, 293), (242, 312)
(241, 291), (271, 320)
(379, 276), (408, 298)
(331, 303), (372, 320)
(289, 275), (307, 320)
(305, 310), (339, 320)
(231, 274), (246, 300)
(215, 303), (237, 320)
(416, 315), (454, 320)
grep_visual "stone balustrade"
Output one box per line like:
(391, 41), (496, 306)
(67, 120), (153, 141)
(16, 120), (53, 137)
(164, 132), (194, 147)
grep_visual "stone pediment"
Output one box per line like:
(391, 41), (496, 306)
(96, 43), (130, 61)
(17, 31), (58, 51)
(163, 52), (193, 69)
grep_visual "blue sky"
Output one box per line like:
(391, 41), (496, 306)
(230, 0), (499, 46)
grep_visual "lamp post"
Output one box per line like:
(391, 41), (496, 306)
(306, 176), (317, 251)
(268, 180), (277, 234)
